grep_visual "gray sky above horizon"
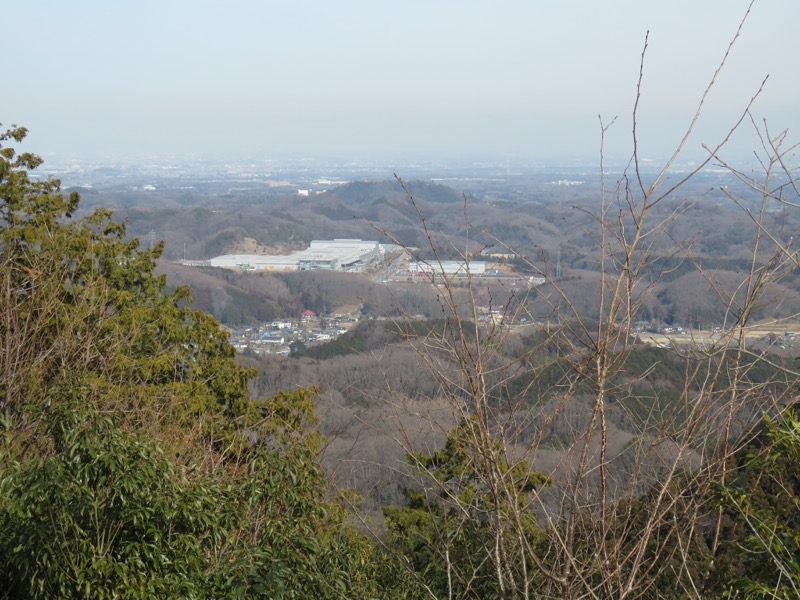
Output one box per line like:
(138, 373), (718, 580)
(5, 1), (798, 165)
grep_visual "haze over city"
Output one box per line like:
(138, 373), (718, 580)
(6, 0), (799, 165)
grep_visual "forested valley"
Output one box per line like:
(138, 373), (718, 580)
(3, 113), (800, 599)
(3, 26), (800, 593)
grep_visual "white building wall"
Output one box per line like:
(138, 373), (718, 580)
(408, 261), (487, 275)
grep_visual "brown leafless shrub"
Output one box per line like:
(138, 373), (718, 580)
(343, 2), (800, 597)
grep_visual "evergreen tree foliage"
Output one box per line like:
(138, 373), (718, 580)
(714, 408), (800, 598)
(0, 125), (258, 458)
(0, 126), (384, 598)
(383, 417), (551, 598)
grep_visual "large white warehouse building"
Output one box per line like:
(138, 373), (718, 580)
(199, 239), (382, 272)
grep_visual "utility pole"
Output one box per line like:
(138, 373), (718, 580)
(556, 248), (562, 279)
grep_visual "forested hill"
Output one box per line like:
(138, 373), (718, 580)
(322, 179), (466, 205)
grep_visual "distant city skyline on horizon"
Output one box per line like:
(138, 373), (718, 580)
(6, 1), (798, 167)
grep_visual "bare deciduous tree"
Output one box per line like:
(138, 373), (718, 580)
(349, 2), (800, 597)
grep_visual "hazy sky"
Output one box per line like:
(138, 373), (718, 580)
(5, 1), (798, 164)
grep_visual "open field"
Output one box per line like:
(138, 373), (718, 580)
(638, 320), (800, 349)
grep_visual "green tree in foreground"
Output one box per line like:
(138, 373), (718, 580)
(0, 390), (387, 599)
(0, 124), (257, 460)
(384, 417), (551, 598)
(0, 126), (388, 598)
(714, 408), (800, 598)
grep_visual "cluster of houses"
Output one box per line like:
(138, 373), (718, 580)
(761, 331), (800, 351)
(632, 321), (689, 335)
(228, 308), (360, 356)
